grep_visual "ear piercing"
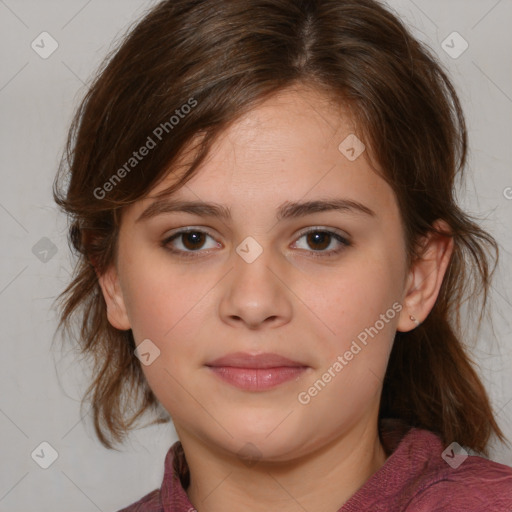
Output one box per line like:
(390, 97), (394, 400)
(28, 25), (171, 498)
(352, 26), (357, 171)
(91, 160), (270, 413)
(409, 314), (420, 327)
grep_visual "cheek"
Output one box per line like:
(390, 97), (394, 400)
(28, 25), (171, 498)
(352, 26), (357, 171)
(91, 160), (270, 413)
(120, 250), (205, 340)
(121, 254), (213, 395)
(296, 264), (401, 419)
(313, 251), (403, 364)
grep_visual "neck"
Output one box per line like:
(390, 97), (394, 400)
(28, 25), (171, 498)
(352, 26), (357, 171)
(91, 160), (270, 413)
(178, 421), (388, 512)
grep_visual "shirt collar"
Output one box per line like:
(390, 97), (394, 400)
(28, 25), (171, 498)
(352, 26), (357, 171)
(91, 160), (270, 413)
(161, 440), (194, 512)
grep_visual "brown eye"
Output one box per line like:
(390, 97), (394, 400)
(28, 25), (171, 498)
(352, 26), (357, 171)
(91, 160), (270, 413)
(293, 229), (351, 258)
(161, 227), (351, 260)
(305, 231), (331, 251)
(180, 231), (207, 250)
(161, 229), (220, 258)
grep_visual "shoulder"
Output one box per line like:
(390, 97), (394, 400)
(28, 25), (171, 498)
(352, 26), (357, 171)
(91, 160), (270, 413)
(362, 421), (512, 511)
(409, 455), (512, 511)
(115, 488), (163, 512)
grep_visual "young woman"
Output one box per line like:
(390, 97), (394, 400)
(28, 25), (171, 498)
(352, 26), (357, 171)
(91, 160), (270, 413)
(53, 0), (512, 510)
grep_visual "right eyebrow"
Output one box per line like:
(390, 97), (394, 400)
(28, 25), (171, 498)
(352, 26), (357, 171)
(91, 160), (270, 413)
(135, 199), (231, 223)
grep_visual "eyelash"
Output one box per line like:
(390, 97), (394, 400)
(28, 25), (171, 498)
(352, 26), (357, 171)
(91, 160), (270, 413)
(161, 227), (352, 260)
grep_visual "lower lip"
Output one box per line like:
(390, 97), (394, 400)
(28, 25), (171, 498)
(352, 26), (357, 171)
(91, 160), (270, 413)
(206, 366), (308, 391)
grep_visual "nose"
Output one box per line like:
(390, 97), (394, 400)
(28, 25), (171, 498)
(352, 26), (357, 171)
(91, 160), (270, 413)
(218, 247), (293, 330)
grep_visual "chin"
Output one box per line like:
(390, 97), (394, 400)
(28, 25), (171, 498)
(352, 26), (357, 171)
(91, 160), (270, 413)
(213, 424), (311, 464)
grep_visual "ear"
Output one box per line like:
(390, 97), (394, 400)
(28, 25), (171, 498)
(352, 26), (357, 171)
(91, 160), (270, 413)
(97, 264), (131, 331)
(396, 219), (454, 332)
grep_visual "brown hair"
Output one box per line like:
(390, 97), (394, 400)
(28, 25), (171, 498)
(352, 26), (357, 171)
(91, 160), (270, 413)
(53, 0), (508, 454)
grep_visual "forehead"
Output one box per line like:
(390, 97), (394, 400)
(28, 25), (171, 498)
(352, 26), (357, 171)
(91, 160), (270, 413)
(212, 86), (354, 167)
(124, 86), (397, 224)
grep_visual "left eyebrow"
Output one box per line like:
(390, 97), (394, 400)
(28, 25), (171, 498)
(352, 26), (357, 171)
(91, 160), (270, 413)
(135, 197), (376, 224)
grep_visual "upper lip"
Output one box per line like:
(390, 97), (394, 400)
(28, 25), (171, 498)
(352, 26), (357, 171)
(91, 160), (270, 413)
(205, 352), (308, 369)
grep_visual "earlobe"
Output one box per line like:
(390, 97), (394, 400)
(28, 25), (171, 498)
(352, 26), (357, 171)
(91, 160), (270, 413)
(97, 264), (131, 331)
(397, 220), (454, 332)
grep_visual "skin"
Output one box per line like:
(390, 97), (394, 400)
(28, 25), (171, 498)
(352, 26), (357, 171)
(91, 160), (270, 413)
(98, 84), (453, 512)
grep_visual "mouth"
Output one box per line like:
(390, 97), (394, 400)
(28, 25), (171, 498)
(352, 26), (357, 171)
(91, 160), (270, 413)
(205, 352), (310, 391)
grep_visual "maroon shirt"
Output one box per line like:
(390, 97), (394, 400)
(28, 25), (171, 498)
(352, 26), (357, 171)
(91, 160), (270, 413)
(117, 419), (512, 511)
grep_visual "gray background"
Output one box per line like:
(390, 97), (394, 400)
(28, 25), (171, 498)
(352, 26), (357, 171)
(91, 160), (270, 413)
(0, 0), (511, 510)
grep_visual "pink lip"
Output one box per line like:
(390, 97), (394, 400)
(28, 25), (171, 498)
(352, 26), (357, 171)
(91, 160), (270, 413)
(206, 352), (306, 368)
(205, 352), (309, 391)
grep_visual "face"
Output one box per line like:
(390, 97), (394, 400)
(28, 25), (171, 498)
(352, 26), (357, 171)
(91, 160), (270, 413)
(100, 85), (416, 462)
